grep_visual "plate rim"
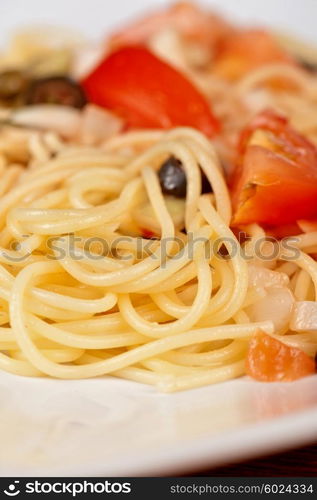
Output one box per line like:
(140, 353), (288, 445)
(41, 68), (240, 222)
(3, 399), (317, 477)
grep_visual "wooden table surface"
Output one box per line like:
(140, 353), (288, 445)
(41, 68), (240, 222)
(188, 443), (317, 476)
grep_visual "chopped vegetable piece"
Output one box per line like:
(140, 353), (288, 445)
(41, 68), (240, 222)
(213, 29), (295, 81)
(290, 301), (317, 332)
(246, 287), (294, 333)
(81, 46), (220, 136)
(248, 265), (289, 290)
(78, 104), (124, 145)
(10, 105), (81, 139)
(246, 331), (315, 382)
(109, 1), (233, 51)
(25, 76), (87, 108)
(231, 110), (317, 226)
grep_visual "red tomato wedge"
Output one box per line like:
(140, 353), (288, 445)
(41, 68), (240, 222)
(81, 46), (220, 136)
(213, 29), (294, 81)
(231, 110), (317, 226)
(246, 332), (315, 382)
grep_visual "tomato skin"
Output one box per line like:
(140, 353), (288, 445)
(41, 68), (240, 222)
(81, 46), (220, 136)
(266, 223), (301, 239)
(213, 29), (294, 81)
(239, 110), (317, 163)
(140, 228), (156, 239)
(231, 110), (317, 226)
(246, 332), (315, 382)
(232, 145), (317, 226)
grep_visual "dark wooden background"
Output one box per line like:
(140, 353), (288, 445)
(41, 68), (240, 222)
(188, 443), (317, 476)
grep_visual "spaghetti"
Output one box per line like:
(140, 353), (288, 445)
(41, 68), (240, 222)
(0, 2), (316, 391)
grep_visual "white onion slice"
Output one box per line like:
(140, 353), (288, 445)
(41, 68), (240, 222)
(11, 105), (81, 139)
(149, 28), (188, 72)
(243, 89), (274, 114)
(248, 264), (289, 289)
(78, 104), (124, 145)
(290, 301), (317, 332)
(247, 287), (294, 332)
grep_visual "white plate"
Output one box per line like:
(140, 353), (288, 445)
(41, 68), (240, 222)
(1, 372), (317, 476)
(1, 0), (317, 477)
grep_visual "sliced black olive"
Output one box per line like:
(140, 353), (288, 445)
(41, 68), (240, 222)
(0, 70), (29, 101)
(25, 76), (87, 108)
(158, 156), (213, 198)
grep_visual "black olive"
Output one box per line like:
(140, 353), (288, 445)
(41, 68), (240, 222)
(0, 70), (29, 101)
(158, 157), (187, 198)
(25, 76), (87, 109)
(158, 156), (213, 198)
